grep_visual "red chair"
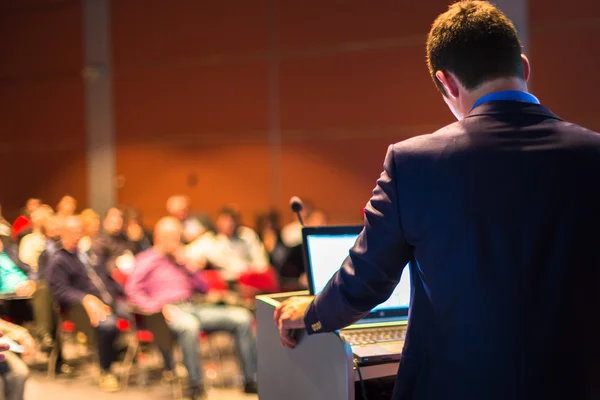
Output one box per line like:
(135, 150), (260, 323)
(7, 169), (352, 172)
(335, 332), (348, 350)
(202, 270), (228, 292)
(238, 267), (280, 294)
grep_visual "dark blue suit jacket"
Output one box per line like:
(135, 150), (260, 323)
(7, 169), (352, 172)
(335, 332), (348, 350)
(304, 101), (600, 400)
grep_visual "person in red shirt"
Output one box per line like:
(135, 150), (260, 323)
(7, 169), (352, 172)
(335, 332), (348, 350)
(12, 198), (41, 242)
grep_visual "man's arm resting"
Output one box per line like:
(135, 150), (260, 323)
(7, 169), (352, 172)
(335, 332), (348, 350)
(303, 145), (413, 334)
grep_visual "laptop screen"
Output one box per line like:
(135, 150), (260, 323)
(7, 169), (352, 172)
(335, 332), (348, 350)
(303, 226), (410, 321)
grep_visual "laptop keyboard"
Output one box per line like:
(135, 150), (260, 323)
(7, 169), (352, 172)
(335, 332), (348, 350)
(340, 327), (406, 346)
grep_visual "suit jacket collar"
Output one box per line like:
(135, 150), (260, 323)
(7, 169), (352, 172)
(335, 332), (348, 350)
(465, 100), (562, 121)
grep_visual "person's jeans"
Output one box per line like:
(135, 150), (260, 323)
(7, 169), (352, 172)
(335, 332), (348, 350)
(0, 351), (29, 400)
(31, 280), (56, 338)
(95, 301), (130, 372)
(167, 303), (257, 387)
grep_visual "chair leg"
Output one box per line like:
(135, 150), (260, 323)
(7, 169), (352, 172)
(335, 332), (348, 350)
(120, 338), (139, 390)
(47, 323), (63, 379)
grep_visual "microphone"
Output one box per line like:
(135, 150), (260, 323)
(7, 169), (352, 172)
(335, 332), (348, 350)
(289, 196), (304, 226)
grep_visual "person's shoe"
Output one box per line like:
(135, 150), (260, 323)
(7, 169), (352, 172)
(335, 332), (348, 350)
(56, 364), (77, 378)
(162, 369), (176, 384)
(244, 381), (258, 394)
(99, 372), (120, 392)
(184, 385), (207, 400)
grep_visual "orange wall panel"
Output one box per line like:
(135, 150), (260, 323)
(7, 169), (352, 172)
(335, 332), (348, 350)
(0, 0), (85, 221)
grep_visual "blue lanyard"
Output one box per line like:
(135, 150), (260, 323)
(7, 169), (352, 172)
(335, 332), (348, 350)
(472, 90), (540, 110)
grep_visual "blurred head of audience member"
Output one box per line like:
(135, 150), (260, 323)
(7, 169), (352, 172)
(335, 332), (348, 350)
(56, 195), (77, 218)
(12, 198), (42, 242)
(255, 210), (282, 254)
(166, 195), (190, 221)
(123, 208), (152, 253)
(79, 209), (100, 253)
(81, 209), (100, 238)
(154, 217), (183, 256)
(181, 214), (215, 244)
(103, 207), (124, 236)
(123, 208), (145, 241)
(30, 207), (51, 234)
(216, 206), (241, 238)
(42, 216), (62, 243)
(60, 216), (83, 252)
(25, 198), (41, 216)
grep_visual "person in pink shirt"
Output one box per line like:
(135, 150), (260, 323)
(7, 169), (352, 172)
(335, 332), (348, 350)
(126, 217), (258, 399)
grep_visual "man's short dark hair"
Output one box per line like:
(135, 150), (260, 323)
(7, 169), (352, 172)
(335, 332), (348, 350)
(426, 0), (524, 94)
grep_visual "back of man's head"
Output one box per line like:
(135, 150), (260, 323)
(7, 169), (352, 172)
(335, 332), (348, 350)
(426, 0), (523, 95)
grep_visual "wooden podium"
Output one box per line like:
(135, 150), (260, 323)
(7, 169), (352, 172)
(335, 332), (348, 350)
(256, 292), (399, 400)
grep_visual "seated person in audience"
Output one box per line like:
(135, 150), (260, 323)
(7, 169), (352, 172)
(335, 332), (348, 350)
(209, 207), (270, 282)
(47, 215), (128, 392)
(55, 195), (77, 222)
(92, 207), (135, 276)
(11, 198), (41, 244)
(0, 236), (36, 298)
(79, 208), (100, 253)
(37, 216), (62, 279)
(166, 195), (198, 244)
(183, 214), (217, 255)
(126, 217), (259, 398)
(255, 211), (289, 276)
(123, 208), (152, 254)
(18, 207), (52, 273)
(0, 319), (35, 400)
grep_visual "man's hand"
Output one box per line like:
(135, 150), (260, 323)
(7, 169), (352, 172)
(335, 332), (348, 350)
(177, 247), (206, 273)
(82, 294), (111, 327)
(162, 304), (181, 323)
(15, 280), (36, 297)
(273, 296), (314, 349)
(20, 333), (36, 357)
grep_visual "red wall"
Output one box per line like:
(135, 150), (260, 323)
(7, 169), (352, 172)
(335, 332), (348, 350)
(0, 0), (86, 221)
(529, 0), (600, 132)
(2, 0), (599, 225)
(112, 0), (452, 225)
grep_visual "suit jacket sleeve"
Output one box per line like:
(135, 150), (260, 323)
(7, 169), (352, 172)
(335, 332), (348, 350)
(47, 254), (87, 306)
(304, 145), (413, 334)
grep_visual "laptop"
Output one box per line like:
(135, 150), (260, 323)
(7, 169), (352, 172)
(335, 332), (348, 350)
(302, 225), (411, 365)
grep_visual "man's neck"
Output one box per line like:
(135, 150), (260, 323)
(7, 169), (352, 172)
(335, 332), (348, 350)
(464, 77), (529, 111)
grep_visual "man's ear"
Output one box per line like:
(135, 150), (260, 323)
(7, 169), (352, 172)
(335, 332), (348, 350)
(435, 70), (460, 99)
(521, 54), (531, 82)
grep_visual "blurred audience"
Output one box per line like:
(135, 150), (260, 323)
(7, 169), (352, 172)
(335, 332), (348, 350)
(47, 216), (128, 392)
(123, 208), (152, 254)
(11, 198), (41, 243)
(126, 217), (258, 398)
(166, 195), (199, 244)
(79, 208), (100, 253)
(18, 207), (52, 272)
(36, 216), (62, 279)
(255, 211), (288, 274)
(92, 208), (135, 276)
(0, 236), (35, 298)
(210, 207), (269, 281)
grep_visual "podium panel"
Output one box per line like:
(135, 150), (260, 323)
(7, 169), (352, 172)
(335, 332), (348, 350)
(257, 292), (401, 399)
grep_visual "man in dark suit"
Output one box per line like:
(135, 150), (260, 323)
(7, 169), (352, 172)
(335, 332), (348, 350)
(274, 1), (600, 399)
